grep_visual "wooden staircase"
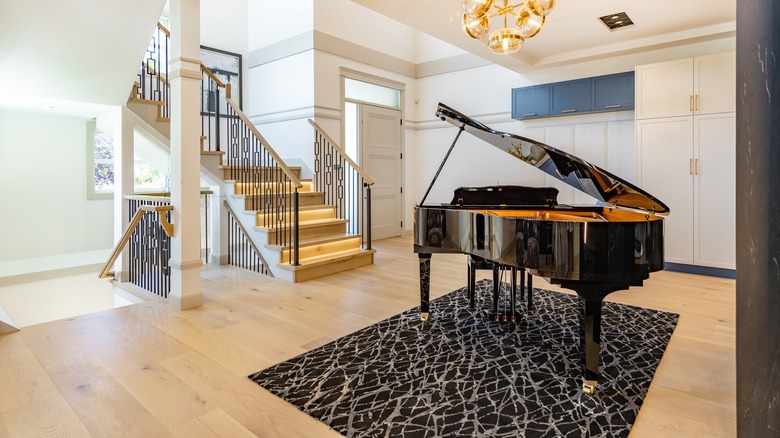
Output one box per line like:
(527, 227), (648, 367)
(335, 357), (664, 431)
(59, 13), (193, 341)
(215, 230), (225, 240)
(126, 54), (375, 282)
(223, 165), (375, 282)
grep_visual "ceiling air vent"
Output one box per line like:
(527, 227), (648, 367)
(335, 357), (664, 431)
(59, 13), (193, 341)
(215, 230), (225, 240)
(598, 12), (634, 31)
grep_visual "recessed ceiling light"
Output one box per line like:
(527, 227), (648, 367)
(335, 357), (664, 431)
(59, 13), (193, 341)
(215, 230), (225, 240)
(599, 12), (634, 31)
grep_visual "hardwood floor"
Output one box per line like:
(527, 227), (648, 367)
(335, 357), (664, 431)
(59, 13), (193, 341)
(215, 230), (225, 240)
(0, 236), (736, 437)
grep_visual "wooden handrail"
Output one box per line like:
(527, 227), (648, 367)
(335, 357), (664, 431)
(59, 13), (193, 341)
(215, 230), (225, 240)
(98, 206), (174, 279)
(141, 61), (169, 86)
(157, 22), (170, 37)
(223, 200), (274, 277)
(200, 64), (231, 99)
(308, 119), (375, 186)
(225, 96), (303, 188)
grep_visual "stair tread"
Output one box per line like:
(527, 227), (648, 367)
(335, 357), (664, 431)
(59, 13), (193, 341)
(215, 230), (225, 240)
(277, 248), (375, 270)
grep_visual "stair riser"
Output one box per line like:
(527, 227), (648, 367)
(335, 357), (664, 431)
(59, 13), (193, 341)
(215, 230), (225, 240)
(243, 193), (324, 210)
(279, 238), (362, 260)
(266, 222), (347, 241)
(291, 252), (374, 282)
(255, 209), (336, 227)
(234, 181), (313, 195)
(223, 168), (302, 181)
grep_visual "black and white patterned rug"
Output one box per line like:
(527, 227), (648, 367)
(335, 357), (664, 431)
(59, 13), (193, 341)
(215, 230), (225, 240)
(249, 280), (678, 437)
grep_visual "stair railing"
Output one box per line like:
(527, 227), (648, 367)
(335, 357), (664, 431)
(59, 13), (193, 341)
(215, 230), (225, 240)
(100, 191), (212, 297)
(201, 64), (302, 265)
(133, 23), (303, 267)
(308, 119), (375, 250)
(136, 22), (170, 119)
(224, 200), (273, 276)
(99, 197), (174, 299)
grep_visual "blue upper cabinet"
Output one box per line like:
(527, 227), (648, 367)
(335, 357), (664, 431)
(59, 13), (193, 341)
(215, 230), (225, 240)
(592, 72), (635, 111)
(551, 78), (592, 115)
(511, 85), (551, 119)
(512, 72), (635, 120)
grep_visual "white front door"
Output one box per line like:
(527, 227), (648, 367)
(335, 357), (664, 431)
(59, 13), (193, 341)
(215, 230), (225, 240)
(360, 104), (403, 240)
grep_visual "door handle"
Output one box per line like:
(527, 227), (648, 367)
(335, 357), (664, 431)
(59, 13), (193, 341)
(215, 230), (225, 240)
(695, 95), (699, 111)
(561, 109), (577, 113)
(695, 158), (699, 175)
(689, 158), (694, 175)
(690, 95), (693, 112)
(605, 104), (622, 109)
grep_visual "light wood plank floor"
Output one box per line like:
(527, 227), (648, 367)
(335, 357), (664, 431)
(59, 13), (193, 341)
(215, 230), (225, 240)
(0, 236), (736, 437)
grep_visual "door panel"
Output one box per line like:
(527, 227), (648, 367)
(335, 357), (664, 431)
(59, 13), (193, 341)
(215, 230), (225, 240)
(694, 113), (736, 268)
(637, 117), (694, 264)
(361, 104), (402, 240)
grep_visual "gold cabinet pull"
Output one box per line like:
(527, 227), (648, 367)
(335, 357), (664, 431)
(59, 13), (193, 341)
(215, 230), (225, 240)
(690, 158), (694, 175)
(690, 95), (693, 112)
(695, 158), (699, 175)
(695, 95), (699, 111)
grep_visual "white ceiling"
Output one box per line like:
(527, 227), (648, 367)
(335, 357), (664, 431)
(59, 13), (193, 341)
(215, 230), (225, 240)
(352, 0), (736, 71)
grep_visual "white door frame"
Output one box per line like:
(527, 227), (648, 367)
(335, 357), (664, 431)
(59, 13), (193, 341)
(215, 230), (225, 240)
(339, 68), (406, 236)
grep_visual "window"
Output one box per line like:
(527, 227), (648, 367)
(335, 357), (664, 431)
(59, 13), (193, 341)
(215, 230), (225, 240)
(345, 78), (401, 109)
(87, 120), (114, 200)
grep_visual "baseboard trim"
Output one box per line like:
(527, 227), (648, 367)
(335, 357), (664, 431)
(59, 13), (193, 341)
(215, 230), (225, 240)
(664, 262), (736, 279)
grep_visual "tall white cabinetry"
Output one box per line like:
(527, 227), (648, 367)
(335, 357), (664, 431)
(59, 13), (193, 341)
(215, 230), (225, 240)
(636, 52), (736, 270)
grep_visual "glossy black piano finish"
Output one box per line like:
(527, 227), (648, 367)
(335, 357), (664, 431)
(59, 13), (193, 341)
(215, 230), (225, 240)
(415, 103), (669, 395)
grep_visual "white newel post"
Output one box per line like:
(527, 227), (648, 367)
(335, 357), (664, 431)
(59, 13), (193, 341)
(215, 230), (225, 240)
(168, 0), (203, 310)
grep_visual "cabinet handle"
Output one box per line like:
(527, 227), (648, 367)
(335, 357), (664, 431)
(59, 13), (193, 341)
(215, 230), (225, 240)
(523, 113), (537, 117)
(690, 158), (694, 175)
(605, 104), (622, 109)
(690, 95), (694, 112)
(695, 95), (700, 111)
(561, 109), (577, 113)
(695, 158), (699, 175)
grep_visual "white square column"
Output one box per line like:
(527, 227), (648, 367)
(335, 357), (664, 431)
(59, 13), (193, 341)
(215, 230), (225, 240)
(168, 0), (203, 310)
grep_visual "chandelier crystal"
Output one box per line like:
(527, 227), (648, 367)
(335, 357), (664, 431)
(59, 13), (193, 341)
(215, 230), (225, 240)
(462, 0), (555, 55)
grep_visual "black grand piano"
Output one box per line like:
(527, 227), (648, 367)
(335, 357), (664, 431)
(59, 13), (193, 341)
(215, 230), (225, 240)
(414, 103), (669, 395)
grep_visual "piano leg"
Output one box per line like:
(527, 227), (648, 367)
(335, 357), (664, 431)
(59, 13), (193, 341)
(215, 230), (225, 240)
(527, 273), (534, 309)
(519, 268), (526, 301)
(510, 267), (517, 322)
(492, 265), (500, 321)
(467, 257), (476, 309)
(418, 253), (431, 322)
(580, 298), (603, 395)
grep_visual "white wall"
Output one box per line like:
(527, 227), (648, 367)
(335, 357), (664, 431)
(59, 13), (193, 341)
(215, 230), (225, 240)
(201, 0), (248, 56)
(0, 111), (114, 262)
(247, 0), (313, 52)
(314, 0), (417, 63)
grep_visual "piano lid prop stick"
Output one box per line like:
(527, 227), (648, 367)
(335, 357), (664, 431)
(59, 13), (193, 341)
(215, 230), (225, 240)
(419, 125), (465, 206)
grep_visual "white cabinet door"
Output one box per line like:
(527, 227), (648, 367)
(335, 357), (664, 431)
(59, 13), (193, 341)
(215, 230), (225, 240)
(636, 58), (693, 119)
(694, 113), (736, 268)
(694, 52), (737, 115)
(637, 117), (694, 264)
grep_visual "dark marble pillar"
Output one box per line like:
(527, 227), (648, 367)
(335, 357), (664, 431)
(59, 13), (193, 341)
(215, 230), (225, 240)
(736, 1), (780, 435)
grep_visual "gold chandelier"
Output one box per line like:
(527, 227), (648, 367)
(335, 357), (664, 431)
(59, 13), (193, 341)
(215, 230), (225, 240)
(462, 0), (555, 55)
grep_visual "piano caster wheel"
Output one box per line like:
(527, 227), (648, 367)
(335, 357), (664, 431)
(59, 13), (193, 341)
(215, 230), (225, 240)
(582, 382), (597, 396)
(420, 312), (430, 323)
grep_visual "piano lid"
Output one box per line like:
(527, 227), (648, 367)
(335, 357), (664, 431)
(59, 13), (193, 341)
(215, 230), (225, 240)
(435, 103), (670, 215)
